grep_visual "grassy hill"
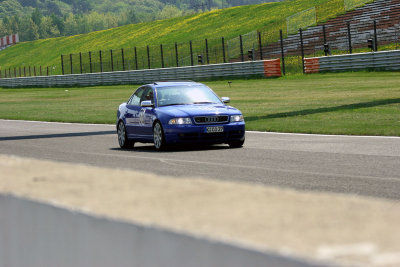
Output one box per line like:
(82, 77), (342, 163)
(0, 0), (365, 72)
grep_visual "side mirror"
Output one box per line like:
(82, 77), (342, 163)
(141, 100), (154, 108)
(221, 97), (230, 104)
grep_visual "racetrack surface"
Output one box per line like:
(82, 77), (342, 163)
(1, 119), (400, 200)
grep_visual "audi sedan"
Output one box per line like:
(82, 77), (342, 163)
(116, 81), (245, 150)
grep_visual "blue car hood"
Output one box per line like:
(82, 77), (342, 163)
(158, 104), (240, 117)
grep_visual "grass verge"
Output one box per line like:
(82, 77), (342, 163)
(1, 72), (399, 136)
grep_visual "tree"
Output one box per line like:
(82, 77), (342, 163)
(50, 13), (65, 35)
(19, 0), (38, 7)
(125, 9), (139, 25)
(86, 12), (105, 32)
(9, 15), (20, 34)
(63, 13), (77, 35)
(72, 0), (91, 13)
(45, 1), (62, 16)
(31, 8), (42, 26)
(157, 5), (183, 20)
(39, 16), (60, 38)
(75, 13), (90, 34)
(20, 18), (40, 40)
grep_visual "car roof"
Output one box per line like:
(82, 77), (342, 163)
(148, 81), (203, 88)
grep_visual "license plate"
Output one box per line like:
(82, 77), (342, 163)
(206, 126), (224, 133)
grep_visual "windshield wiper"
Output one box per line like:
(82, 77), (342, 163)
(161, 103), (189, 106)
(192, 102), (217, 104)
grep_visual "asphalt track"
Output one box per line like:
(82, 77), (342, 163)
(1, 119), (400, 200)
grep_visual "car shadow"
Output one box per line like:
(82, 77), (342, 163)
(110, 143), (230, 153)
(0, 131), (115, 141)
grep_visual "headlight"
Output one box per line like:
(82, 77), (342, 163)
(168, 118), (192, 125)
(230, 115), (244, 122)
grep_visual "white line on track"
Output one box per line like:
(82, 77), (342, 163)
(247, 131), (400, 139)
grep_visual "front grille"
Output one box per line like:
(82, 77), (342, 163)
(194, 115), (229, 124)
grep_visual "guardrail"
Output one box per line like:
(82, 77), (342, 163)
(304, 50), (400, 73)
(0, 59), (281, 88)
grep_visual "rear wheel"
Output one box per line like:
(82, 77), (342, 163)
(153, 121), (166, 151)
(117, 121), (133, 149)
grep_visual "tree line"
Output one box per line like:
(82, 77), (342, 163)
(0, 0), (277, 42)
(0, 6), (191, 41)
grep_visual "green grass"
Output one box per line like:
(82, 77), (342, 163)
(0, 0), (350, 72)
(1, 72), (400, 136)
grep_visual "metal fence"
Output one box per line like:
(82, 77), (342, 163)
(60, 37), (231, 76)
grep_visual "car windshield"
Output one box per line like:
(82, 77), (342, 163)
(156, 85), (222, 107)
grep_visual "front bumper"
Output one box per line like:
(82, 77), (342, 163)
(163, 122), (245, 144)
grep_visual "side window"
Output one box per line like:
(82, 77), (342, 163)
(141, 87), (154, 105)
(128, 87), (145, 106)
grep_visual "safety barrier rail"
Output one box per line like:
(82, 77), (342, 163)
(0, 59), (281, 88)
(304, 50), (400, 73)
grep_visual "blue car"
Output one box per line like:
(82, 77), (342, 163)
(116, 81), (245, 150)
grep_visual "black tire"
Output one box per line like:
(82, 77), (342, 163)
(117, 121), (133, 149)
(229, 139), (245, 148)
(153, 121), (167, 151)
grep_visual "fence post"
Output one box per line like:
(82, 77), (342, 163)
(47, 66), (49, 76)
(40, 66), (42, 76)
(373, 20), (378, 51)
(190, 41), (194, 66)
(34, 66), (36, 76)
(300, 28), (305, 74)
(61, 55), (65, 75)
(89, 51), (93, 73)
(70, 54), (73, 74)
(19, 67), (21, 77)
(147, 45), (151, 69)
(121, 48), (125, 71)
(99, 50), (103, 72)
(280, 29), (286, 75)
(322, 25), (328, 56)
(134, 47), (138, 70)
(14, 67), (16, 77)
(258, 31), (263, 60)
(347, 22), (352, 54)
(24, 66), (26, 77)
(111, 49), (114, 72)
(175, 42), (179, 67)
(205, 39), (209, 64)
(239, 35), (244, 62)
(160, 44), (165, 68)
(29, 66), (31, 76)
(79, 52), (83, 74)
(222, 37), (226, 63)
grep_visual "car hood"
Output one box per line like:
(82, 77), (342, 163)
(157, 104), (240, 117)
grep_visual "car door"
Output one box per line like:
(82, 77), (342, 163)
(125, 87), (145, 137)
(138, 87), (156, 138)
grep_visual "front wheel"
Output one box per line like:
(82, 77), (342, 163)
(229, 139), (244, 148)
(117, 121), (133, 149)
(153, 121), (166, 151)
